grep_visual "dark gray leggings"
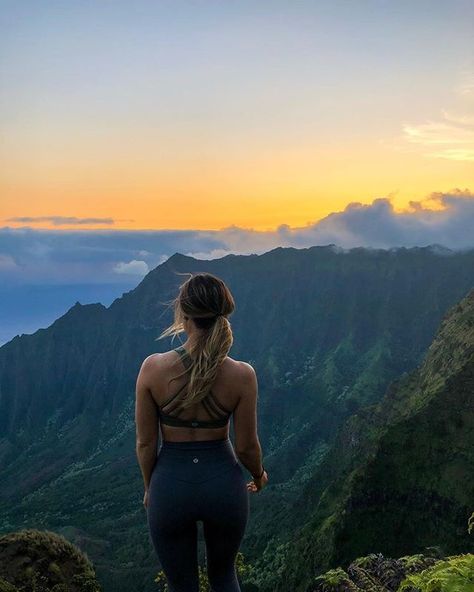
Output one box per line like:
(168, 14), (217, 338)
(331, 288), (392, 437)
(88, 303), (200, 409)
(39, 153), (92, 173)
(147, 437), (249, 592)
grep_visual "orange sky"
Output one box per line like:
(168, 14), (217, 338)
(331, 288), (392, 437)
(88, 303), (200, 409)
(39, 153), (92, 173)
(1, 2), (473, 232)
(2, 139), (472, 231)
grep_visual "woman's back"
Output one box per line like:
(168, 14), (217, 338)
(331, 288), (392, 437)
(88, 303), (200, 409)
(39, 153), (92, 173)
(147, 345), (247, 442)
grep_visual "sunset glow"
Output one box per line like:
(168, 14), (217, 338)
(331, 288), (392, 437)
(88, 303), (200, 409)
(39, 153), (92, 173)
(1, 1), (473, 232)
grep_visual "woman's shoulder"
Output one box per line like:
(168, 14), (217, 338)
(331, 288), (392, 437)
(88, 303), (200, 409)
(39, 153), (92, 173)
(225, 358), (257, 387)
(141, 350), (254, 376)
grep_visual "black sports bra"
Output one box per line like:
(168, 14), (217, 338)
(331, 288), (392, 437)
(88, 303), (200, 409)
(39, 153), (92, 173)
(158, 345), (232, 429)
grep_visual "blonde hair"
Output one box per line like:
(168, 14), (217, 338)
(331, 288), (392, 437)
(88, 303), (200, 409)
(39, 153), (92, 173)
(155, 271), (235, 409)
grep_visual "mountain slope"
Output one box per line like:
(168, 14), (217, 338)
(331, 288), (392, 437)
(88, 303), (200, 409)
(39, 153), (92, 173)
(1, 245), (474, 591)
(268, 288), (474, 592)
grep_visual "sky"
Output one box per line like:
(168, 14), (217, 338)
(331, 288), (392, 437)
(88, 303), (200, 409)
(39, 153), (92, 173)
(0, 0), (473, 342)
(1, 0), (473, 232)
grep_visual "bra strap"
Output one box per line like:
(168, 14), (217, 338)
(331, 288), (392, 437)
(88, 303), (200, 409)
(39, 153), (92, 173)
(174, 347), (220, 403)
(174, 346), (193, 370)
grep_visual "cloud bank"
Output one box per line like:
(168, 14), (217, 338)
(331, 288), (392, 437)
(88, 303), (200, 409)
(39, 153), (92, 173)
(5, 216), (118, 226)
(1, 189), (473, 286)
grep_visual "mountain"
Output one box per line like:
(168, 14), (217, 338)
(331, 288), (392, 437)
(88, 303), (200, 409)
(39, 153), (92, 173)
(0, 245), (473, 591)
(0, 282), (133, 347)
(265, 287), (474, 592)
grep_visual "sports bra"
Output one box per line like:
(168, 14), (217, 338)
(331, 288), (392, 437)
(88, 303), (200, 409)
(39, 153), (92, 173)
(158, 345), (232, 429)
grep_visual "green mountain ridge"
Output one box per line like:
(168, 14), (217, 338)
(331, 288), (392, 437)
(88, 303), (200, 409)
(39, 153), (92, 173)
(1, 245), (474, 591)
(263, 289), (474, 592)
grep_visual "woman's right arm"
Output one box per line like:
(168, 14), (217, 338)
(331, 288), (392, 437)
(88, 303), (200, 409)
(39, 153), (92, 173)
(233, 362), (268, 491)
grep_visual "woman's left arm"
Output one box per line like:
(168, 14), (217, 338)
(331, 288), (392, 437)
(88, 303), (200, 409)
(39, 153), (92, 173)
(135, 356), (159, 492)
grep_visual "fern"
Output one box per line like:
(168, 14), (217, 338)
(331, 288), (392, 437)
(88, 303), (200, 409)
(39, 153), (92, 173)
(397, 553), (474, 592)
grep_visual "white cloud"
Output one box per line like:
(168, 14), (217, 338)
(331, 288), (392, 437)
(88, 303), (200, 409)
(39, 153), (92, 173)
(1, 188), (473, 285)
(112, 260), (149, 276)
(275, 189), (474, 250)
(184, 248), (239, 260)
(386, 72), (474, 162)
(402, 114), (474, 161)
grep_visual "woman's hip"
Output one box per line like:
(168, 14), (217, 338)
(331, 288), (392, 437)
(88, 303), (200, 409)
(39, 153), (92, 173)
(148, 466), (248, 529)
(151, 436), (243, 485)
(147, 438), (248, 524)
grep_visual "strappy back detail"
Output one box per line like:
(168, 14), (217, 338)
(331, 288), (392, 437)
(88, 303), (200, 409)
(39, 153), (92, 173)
(158, 346), (232, 429)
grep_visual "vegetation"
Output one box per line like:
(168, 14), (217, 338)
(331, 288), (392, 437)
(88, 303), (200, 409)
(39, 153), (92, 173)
(311, 514), (474, 592)
(1, 247), (474, 591)
(398, 554), (474, 592)
(154, 551), (252, 591)
(266, 289), (474, 591)
(0, 529), (101, 592)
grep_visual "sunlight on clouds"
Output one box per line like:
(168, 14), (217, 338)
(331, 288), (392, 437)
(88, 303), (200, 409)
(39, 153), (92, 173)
(1, 189), (473, 286)
(428, 149), (474, 162)
(403, 121), (473, 145)
(386, 71), (474, 163)
(5, 216), (115, 226)
(404, 189), (473, 212)
(402, 112), (474, 162)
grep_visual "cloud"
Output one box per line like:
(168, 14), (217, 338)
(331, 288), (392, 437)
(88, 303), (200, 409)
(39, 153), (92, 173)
(456, 73), (474, 98)
(112, 260), (149, 276)
(401, 113), (474, 162)
(5, 216), (116, 226)
(275, 189), (474, 250)
(383, 72), (474, 162)
(442, 110), (474, 126)
(0, 254), (17, 270)
(0, 188), (473, 286)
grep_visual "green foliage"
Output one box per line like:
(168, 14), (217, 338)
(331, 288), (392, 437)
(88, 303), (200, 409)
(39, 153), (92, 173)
(397, 553), (474, 592)
(311, 552), (463, 592)
(0, 577), (19, 592)
(311, 513), (474, 592)
(273, 290), (474, 592)
(237, 540), (292, 591)
(0, 529), (102, 592)
(154, 551), (251, 591)
(313, 566), (362, 591)
(2, 249), (474, 592)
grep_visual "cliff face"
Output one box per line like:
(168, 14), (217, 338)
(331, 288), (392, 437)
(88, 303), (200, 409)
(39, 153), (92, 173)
(271, 289), (474, 592)
(2, 246), (474, 492)
(1, 246), (474, 592)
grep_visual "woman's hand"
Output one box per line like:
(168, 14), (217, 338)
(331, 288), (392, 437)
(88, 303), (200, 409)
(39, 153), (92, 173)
(247, 470), (268, 493)
(143, 488), (149, 508)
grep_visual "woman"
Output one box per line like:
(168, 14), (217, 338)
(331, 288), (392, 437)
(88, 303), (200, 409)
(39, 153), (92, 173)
(135, 271), (268, 592)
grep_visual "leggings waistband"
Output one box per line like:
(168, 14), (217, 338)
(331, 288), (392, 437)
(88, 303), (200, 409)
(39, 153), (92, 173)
(160, 437), (231, 450)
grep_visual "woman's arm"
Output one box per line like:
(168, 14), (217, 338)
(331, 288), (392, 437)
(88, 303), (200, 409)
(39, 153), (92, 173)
(233, 362), (264, 477)
(135, 356), (159, 491)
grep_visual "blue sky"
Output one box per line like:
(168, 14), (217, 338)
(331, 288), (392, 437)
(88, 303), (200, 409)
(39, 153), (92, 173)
(1, 1), (473, 344)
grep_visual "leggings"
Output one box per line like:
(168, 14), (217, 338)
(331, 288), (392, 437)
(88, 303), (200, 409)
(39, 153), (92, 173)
(147, 437), (249, 592)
